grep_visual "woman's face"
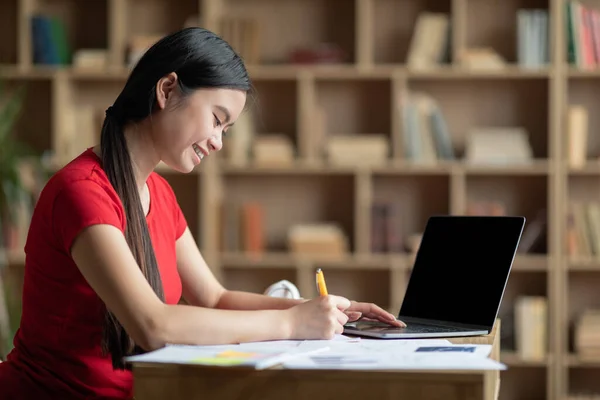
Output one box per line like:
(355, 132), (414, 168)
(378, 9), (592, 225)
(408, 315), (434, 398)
(151, 72), (247, 173)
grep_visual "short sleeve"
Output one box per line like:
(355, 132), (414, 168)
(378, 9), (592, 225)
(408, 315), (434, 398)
(174, 197), (188, 239)
(51, 179), (125, 254)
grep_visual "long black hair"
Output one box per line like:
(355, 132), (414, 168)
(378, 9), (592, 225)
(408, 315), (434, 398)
(99, 27), (251, 370)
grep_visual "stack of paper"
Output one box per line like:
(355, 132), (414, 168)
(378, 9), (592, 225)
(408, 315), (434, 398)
(283, 338), (504, 371)
(124, 335), (506, 372)
(124, 341), (330, 370)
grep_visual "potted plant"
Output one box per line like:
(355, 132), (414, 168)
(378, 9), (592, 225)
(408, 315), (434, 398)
(0, 78), (28, 359)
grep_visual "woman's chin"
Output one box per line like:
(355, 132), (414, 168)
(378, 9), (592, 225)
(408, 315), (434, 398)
(159, 159), (196, 174)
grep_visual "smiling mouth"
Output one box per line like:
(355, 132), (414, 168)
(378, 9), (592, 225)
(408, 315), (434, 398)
(192, 143), (205, 160)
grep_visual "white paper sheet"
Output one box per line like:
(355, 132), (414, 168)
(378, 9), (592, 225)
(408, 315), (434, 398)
(296, 338), (452, 353)
(282, 352), (506, 371)
(125, 343), (330, 370)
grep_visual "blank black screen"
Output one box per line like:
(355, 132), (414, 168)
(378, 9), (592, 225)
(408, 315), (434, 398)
(399, 215), (525, 329)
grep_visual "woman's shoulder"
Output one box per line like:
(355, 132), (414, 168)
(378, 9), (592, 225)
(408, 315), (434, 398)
(43, 148), (120, 204)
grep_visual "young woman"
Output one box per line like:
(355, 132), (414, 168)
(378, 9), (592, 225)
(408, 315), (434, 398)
(0, 27), (404, 399)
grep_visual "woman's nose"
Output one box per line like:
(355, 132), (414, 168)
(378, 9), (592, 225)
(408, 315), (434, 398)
(207, 135), (222, 152)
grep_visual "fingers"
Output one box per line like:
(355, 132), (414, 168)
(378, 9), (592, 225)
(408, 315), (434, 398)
(351, 302), (407, 327)
(334, 309), (348, 334)
(335, 308), (349, 326)
(330, 295), (352, 311)
(319, 294), (351, 311)
(345, 311), (362, 322)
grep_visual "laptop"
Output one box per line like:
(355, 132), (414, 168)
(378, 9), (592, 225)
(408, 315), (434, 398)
(343, 215), (526, 339)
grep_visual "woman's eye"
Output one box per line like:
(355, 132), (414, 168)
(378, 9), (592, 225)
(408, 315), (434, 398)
(213, 114), (222, 127)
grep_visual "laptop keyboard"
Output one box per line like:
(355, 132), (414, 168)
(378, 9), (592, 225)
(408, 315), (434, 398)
(382, 323), (470, 333)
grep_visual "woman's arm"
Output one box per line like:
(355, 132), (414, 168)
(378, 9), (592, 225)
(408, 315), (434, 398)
(176, 228), (305, 310)
(71, 224), (303, 350)
(175, 228), (400, 326)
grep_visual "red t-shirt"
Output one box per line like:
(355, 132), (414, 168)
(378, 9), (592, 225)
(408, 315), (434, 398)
(0, 148), (186, 399)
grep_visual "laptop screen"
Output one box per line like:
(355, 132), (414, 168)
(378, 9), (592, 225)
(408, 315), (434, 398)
(399, 215), (525, 329)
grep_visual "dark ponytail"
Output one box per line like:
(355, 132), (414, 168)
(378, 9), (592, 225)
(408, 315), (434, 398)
(98, 27), (251, 370)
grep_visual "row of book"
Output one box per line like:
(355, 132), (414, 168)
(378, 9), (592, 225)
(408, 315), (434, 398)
(567, 0), (600, 69)
(28, 5), (600, 71)
(566, 202), (600, 259)
(217, 202), (349, 259)
(216, 198), (547, 257)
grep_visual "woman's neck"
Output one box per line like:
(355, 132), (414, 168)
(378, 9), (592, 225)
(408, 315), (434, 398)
(123, 123), (160, 192)
(93, 121), (160, 193)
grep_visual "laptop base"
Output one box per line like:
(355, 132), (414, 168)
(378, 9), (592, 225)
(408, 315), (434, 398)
(343, 321), (488, 339)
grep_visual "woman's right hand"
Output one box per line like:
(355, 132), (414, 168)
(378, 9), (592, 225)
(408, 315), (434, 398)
(285, 295), (353, 340)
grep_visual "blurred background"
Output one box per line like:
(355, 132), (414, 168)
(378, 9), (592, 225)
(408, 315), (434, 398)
(0, 0), (599, 399)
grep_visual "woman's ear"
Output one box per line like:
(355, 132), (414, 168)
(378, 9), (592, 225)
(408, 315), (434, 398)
(155, 72), (179, 110)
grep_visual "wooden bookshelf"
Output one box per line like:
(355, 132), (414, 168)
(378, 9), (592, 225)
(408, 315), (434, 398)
(3, 0), (600, 399)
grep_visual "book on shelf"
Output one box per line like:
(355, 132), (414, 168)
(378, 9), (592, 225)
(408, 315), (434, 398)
(406, 12), (451, 70)
(30, 14), (71, 66)
(514, 296), (547, 361)
(400, 91), (454, 164)
(566, 0), (600, 69)
(567, 105), (589, 169)
(566, 201), (600, 259)
(517, 9), (549, 68)
(370, 201), (404, 254)
(574, 309), (600, 361)
(219, 201), (265, 255)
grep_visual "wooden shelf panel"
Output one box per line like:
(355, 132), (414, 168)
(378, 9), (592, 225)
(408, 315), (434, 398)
(567, 366), (600, 399)
(217, 159), (552, 176)
(0, 64), (557, 81)
(465, 0), (549, 65)
(315, 77), (392, 136)
(567, 355), (600, 367)
(498, 368), (547, 400)
(125, 0), (198, 38)
(501, 351), (551, 367)
(371, 0), (451, 65)
(407, 78), (550, 159)
(568, 258), (600, 271)
(0, 0), (18, 64)
(222, 0), (355, 65)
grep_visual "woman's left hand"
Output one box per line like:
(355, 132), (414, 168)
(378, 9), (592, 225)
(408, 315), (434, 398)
(344, 301), (406, 327)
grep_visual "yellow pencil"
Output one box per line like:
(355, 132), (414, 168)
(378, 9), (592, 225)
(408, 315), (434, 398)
(316, 268), (328, 296)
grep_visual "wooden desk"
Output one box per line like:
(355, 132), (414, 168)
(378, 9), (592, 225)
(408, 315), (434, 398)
(132, 320), (501, 400)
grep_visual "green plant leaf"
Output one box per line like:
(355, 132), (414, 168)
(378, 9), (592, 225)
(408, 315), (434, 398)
(0, 78), (29, 231)
(0, 84), (26, 142)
